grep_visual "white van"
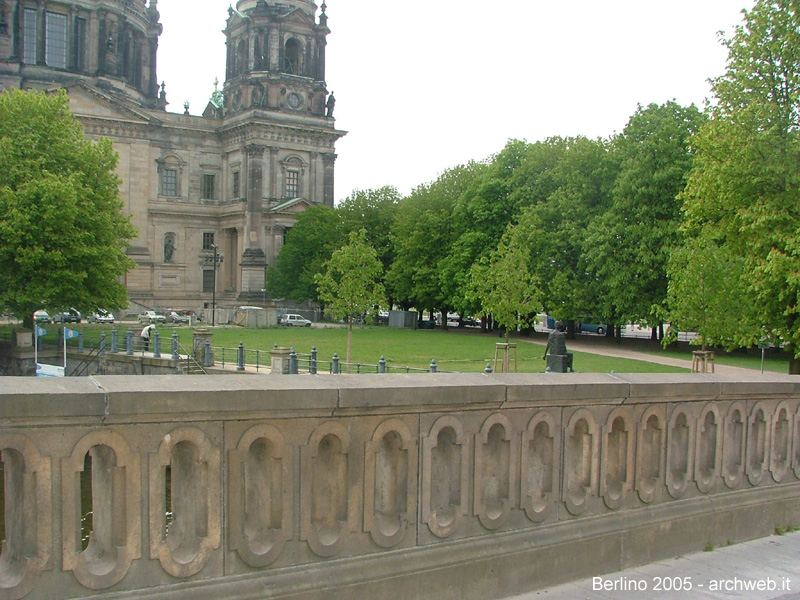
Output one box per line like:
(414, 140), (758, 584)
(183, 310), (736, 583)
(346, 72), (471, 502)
(280, 313), (312, 327)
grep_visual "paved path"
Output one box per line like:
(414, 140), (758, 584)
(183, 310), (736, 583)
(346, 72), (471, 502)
(519, 334), (757, 376)
(506, 531), (800, 600)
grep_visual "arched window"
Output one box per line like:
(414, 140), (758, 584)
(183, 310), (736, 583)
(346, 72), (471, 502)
(236, 39), (248, 75)
(283, 38), (302, 75)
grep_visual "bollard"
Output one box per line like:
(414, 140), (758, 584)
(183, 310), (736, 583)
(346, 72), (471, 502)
(332, 353), (340, 374)
(237, 342), (245, 371)
(289, 348), (297, 374)
(204, 339), (212, 368)
(126, 329), (133, 355)
(111, 327), (118, 353)
(171, 331), (179, 360)
(153, 330), (161, 358)
(379, 356), (386, 374)
(99, 332), (106, 356)
(485, 362), (493, 374)
(310, 347), (317, 374)
(78, 330), (84, 353)
(430, 359), (438, 373)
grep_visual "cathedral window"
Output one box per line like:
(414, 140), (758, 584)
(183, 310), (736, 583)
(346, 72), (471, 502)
(202, 269), (215, 293)
(236, 39), (248, 75)
(202, 174), (216, 200)
(285, 170), (299, 198)
(73, 17), (87, 71)
(283, 38), (302, 75)
(45, 12), (67, 69)
(232, 171), (240, 198)
(202, 232), (216, 251)
(161, 168), (178, 196)
(23, 8), (36, 64)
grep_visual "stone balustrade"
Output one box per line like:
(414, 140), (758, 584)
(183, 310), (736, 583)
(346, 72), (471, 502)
(1, 372), (800, 600)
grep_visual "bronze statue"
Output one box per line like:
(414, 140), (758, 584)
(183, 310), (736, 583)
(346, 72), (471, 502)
(325, 92), (335, 117)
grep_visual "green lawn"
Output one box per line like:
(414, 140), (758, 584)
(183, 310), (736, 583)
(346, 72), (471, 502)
(169, 325), (686, 374)
(14, 322), (794, 374)
(641, 347), (790, 374)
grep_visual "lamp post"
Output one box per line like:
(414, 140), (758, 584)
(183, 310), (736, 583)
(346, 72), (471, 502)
(204, 244), (224, 326)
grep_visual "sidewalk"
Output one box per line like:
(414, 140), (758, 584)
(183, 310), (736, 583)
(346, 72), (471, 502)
(520, 335), (757, 376)
(506, 531), (800, 599)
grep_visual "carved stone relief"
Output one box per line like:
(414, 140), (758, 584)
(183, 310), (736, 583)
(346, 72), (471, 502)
(722, 402), (747, 489)
(228, 424), (292, 567)
(473, 414), (517, 530)
(422, 416), (470, 538)
(635, 407), (664, 504)
(364, 419), (416, 548)
(521, 411), (560, 522)
(666, 407), (694, 499)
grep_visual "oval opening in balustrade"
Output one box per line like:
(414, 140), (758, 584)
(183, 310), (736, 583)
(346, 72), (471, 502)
(431, 426), (461, 528)
(605, 416), (628, 500)
(81, 445), (122, 575)
(374, 431), (408, 538)
(482, 423), (510, 520)
(0, 448), (26, 588)
(669, 412), (690, 487)
(526, 420), (554, 515)
(567, 418), (591, 498)
(312, 434), (347, 545)
(698, 411), (717, 482)
(168, 441), (207, 565)
(244, 438), (281, 555)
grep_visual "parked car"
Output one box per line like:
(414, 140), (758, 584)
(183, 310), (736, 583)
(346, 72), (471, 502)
(138, 310), (167, 324)
(166, 311), (190, 324)
(52, 309), (82, 323)
(546, 315), (607, 335)
(88, 310), (114, 324)
(34, 310), (51, 324)
(280, 313), (312, 327)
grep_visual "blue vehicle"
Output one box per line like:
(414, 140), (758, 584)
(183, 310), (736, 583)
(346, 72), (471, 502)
(546, 316), (607, 335)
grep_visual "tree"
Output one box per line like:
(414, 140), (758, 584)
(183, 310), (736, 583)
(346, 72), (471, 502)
(468, 224), (542, 344)
(0, 89), (136, 326)
(664, 235), (754, 350)
(679, 0), (800, 370)
(266, 204), (342, 303)
(583, 102), (706, 334)
(315, 229), (386, 367)
(513, 136), (617, 328)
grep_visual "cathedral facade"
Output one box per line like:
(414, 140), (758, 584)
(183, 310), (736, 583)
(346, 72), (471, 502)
(0, 0), (345, 309)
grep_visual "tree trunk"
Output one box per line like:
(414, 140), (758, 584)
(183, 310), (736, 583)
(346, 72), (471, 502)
(788, 346), (800, 374)
(346, 322), (353, 373)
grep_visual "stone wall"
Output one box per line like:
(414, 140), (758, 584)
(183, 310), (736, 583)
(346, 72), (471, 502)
(0, 372), (799, 600)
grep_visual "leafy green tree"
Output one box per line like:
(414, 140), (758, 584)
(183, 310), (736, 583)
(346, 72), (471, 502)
(387, 165), (478, 321)
(679, 0), (800, 370)
(513, 137), (617, 327)
(664, 235), (753, 350)
(335, 186), (400, 275)
(315, 229), (386, 366)
(583, 101), (706, 333)
(468, 224), (542, 344)
(266, 205), (342, 303)
(0, 89), (136, 326)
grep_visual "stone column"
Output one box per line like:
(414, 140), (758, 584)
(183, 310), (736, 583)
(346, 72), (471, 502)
(240, 144), (267, 298)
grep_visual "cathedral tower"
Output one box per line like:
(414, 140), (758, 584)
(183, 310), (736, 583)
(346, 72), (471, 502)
(0, 0), (163, 107)
(0, 0), (345, 310)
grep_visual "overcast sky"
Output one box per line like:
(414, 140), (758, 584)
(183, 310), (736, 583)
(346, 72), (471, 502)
(157, 1), (750, 203)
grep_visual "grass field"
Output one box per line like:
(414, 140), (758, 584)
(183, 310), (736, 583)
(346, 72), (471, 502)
(166, 325), (686, 374)
(8, 321), (793, 374)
